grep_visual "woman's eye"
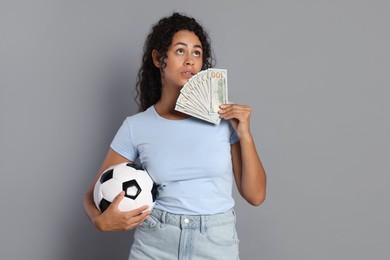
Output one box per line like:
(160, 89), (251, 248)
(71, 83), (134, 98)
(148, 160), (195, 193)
(176, 49), (185, 55)
(193, 51), (201, 57)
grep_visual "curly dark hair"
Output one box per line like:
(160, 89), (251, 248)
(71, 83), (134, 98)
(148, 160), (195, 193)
(135, 12), (215, 112)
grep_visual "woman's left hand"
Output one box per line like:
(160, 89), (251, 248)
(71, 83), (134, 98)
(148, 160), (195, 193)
(218, 104), (252, 138)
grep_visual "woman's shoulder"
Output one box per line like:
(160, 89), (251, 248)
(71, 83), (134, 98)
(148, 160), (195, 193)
(123, 106), (155, 124)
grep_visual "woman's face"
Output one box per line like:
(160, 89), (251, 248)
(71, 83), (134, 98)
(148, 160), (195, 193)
(158, 30), (203, 89)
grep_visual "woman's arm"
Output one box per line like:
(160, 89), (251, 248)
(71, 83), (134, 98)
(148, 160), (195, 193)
(83, 148), (150, 231)
(219, 104), (267, 206)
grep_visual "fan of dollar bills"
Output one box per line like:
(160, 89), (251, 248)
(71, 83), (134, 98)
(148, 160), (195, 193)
(175, 68), (228, 124)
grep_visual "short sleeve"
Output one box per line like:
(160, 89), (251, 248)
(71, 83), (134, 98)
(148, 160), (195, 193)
(228, 121), (240, 145)
(110, 119), (138, 161)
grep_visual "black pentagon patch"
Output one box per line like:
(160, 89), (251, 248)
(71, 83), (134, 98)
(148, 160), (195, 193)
(123, 180), (142, 200)
(99, 198), (111, 212)
(100, 169), (113, 184)
(151, 183), (159, 202)
(126, 163), (144, 171)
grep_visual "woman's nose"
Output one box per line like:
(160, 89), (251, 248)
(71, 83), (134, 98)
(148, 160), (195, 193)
(185, 55), (194, 66)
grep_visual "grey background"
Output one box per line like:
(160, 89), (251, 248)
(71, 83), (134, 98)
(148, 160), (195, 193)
(1, 0), (389, 259)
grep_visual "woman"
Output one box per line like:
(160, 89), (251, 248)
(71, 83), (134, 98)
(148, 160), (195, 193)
(84, 12), (266, 259)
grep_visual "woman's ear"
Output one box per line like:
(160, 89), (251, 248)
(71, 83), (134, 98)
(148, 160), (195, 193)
(152, 49), (161, 68)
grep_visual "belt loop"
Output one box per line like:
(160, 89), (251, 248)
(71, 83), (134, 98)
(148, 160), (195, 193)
(160, 211), (166, 227)
(200, 215), (206, 234)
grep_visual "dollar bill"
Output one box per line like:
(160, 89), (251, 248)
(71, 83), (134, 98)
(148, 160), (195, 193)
(176, 93), (208, 115)
(175, 68), (228, 125)
(175, 104), (220, 124)
(208, 68), (227, 113)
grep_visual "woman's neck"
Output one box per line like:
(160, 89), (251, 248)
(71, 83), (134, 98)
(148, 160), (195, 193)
(154, 86), (190, 120)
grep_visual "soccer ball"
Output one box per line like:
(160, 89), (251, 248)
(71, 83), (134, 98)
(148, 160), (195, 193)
(93, 162), (158, 212)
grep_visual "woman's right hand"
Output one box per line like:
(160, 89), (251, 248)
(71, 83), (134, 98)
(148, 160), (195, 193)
(93, 191), (151, 232)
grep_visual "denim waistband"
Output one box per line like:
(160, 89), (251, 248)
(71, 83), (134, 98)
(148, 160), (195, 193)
(151, 208), (236, 232)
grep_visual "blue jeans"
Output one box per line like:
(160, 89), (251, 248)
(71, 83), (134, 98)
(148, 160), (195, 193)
(128, 208), (240, 260)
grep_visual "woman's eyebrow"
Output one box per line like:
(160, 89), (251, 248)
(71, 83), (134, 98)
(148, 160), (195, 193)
(173, 42), (203, 49)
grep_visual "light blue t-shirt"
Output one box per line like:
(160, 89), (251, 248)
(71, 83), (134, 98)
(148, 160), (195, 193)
(110, 106), (239, 215)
